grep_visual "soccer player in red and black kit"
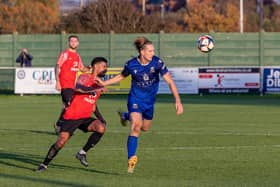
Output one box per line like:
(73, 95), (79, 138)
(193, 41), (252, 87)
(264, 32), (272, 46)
(37, 57), (108, 172)
(54, 35), (91, 133)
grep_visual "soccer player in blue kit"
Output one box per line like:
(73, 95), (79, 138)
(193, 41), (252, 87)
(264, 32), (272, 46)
(97, 36), (184, 173)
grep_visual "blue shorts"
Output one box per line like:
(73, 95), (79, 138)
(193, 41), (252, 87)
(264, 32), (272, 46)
(127, 97), (155, 120)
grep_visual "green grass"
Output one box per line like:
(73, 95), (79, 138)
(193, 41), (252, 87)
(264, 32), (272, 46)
(1, 94), (280, 187)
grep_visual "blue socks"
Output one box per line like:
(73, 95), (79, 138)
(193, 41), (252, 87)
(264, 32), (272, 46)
(125, 113), (137, 159)
(127, 136), (138, 159)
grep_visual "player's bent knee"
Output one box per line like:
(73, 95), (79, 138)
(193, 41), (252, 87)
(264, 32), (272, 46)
(131, 126), (141, 134)
(96, 123), (106, 133)
(141, 127), (149, 132)
(88, 120), (106, 133)
(56, 139), (67, 148)
(56, 134), (69, 148)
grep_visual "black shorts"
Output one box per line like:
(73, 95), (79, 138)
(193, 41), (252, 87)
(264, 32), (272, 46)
(58, 117), (95, 135)
(61, 88), (74, 106)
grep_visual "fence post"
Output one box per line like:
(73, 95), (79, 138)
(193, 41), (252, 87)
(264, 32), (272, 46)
(60, 31), (66, 53)
(109, 30), (114, 67)
(259, 29), (264, 66)
(12, 32), (18, 67)
(159, 30), (164, 58)
(12, 31), (18, 92)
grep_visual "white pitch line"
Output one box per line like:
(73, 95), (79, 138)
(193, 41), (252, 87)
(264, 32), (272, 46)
(0, 129), (279, 137)
(134, 145), (280, 151)
(12, 144), (280, 152)
(107, 130), (280, 136)
(154, 132), (278, 136)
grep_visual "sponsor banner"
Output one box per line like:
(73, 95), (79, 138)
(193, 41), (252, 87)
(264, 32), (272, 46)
(104, 68), (131, 93)
(15, 68), (59, 94)
(263, 67), (280, 93)
(159, 67), (199, 94)
(199, 67), (260, 94)
(14, 67), (131, 94)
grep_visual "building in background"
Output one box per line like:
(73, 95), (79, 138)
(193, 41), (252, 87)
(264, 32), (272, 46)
(60, 0), (96, 14)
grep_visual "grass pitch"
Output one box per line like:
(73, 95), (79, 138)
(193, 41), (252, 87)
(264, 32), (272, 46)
(0, 94), (280, 187)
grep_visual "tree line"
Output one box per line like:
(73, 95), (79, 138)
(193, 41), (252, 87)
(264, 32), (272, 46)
(0, 0), (279, 34)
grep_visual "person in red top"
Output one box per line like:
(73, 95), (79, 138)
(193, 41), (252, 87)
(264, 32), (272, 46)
(56, 35), (85, 106)
(54, 35), (90, 134)
(37, 57), (108, 172)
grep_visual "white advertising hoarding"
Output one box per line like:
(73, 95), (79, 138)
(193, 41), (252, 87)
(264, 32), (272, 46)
(158, 67), (199, 94)
(199, 67), (260, 94)
(15, 67), (263, 95)
(15, 68), (59, 94)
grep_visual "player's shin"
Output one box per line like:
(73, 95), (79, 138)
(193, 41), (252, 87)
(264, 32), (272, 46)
(82, 132), (103, 152)
(43, 143), (61, 166)
(76, 132), (103, 167)
(127, 136), (138, 173)
(127, 135), (138, 159)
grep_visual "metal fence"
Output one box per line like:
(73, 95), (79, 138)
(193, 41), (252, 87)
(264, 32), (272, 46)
(0, 32), (279, 90)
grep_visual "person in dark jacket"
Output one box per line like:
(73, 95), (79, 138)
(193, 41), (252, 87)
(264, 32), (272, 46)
(16, 48), (33, 67)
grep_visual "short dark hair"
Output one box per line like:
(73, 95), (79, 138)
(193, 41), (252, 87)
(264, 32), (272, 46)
(91, 57), (108, 67)
(68, 35), (79, 41)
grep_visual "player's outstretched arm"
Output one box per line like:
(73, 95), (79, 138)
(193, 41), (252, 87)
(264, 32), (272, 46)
(74, 73), (105, 94)
(162, 72), (184, 115)
(96, 74), (125, 86)
(75, 83), (104, 94)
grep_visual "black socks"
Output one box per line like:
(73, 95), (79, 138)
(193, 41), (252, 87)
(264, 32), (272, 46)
(82, 132), (103, 152)
(43, 143), (61, 165)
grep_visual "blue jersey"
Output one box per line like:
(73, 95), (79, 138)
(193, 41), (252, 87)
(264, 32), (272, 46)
(121, 56), (168, 103)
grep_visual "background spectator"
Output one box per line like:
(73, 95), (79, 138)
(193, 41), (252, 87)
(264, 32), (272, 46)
(16, 48), (33, 67)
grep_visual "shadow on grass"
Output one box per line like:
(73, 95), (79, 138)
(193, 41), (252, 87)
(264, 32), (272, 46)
(0, 128), (56, 136)
(0, 151), (41, 171)
(0, 173), (101, 187)
(28, 129), (55, 136)
(50, 163), (120, 176)
(0, 151), (120, 176)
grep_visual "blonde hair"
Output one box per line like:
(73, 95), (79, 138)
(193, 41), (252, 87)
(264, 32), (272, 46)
(134, 37), (152, 53)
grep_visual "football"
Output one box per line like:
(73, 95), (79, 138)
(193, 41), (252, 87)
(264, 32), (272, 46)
(197, 35), (215, 53)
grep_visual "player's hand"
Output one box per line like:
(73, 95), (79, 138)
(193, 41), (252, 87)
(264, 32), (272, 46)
(22, 48), (28, 54)
(175, 102), (183, 115)
(55, 81), (61, 91)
